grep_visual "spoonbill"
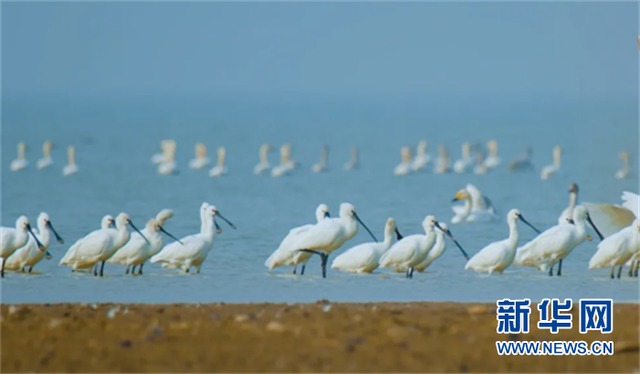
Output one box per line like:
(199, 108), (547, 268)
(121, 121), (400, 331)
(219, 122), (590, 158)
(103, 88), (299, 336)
(59, 215), (115, 270)
(394, 147), (412, 175)
(344, 146), (359, 171)
(465, 209), (540, 275)
(107, 209), (179, 275)
(508, 147), (534, 172)
(151, 140), (170, 164)
(588, 219), (640, 279)
(540, 145), (562, 180)
(311, 145), (329, 173)
(265, 204), (330, 274)
(615, 151), (630, 179)
(483, 140), (500, 169)
(158, 140), (178, 175)
(1, 216), (45, 277)
(473, 147), (489, 175)
(254, 144), (272, 174)
(558, 183), (579, 225)
(151, 203), (236, 273)
(10, 142), (28, 171)
(271, 144), (296, 177)
(514, 206), (603, 276)
(412, 140), (431, 171)
(209, 147), (227, 177)
(331, 217), (403, 274)
(434, 145), (451, 174)
(453, 143), (473, 173)
(62, 146), (79, 176)
(61, 213), (148, 276)
(414, 222), (469, 272)
(583, 191), (638, 238)
(451, 184), (497, 223)
(4, 213), (64, 273)
(293, 203), (378, 278)
(189, 143), (210, 169)
(36, 141), (54, 170)
(378, 215), (450, 278)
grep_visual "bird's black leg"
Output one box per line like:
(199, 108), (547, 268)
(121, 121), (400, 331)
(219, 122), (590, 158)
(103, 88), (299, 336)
(138, 264), (143, 275)
(99, 261), (105, 277)
(628, 263), (634, 277)
(557, 259), (562, 276)
(0, 259), (5, 278)
(610, 266), (615, 279)
(292, 264), (297, 275)
(301, 264), (306, 275)
(548, 264), (554, 277)
(409, 267), (415, 279)
(93, 264), (98, 276)
(635, 261), (639, 277)
(28, 266), (33, 273)
(125, 265), (130, 275)
(298, 250), (329, 278)
(617, 265), (623, 279)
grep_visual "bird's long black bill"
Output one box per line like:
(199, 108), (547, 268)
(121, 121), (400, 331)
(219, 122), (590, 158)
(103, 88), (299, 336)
(324, 212), (331, 218)
(129, 220), (150, 245)
(586, 214), (605, 240)
(215, 211), (236, 229)
(354, 213), (378, 242)
(27, 224), (46, 251)
(47, 221), (64, 244)
(159, 226), (184, 245)
(518, 215), (541, 234)
(214, 219), (222, 234)
(438, 225), (470, 260)
(395, 228), (403, 240)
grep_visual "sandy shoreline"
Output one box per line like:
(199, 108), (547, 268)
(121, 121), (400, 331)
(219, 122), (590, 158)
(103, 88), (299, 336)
(2, 301), (638, 373)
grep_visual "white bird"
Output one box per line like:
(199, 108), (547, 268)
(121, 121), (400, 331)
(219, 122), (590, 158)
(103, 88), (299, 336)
(540, 145), (562, 180)
(209, 147), (227, 177)
(1, 216), (44, 277)
(189, 143), (210, 169)
(558, 183), (579, 225)
(451, 184), (498, 223)
(107, 209), (179, 275)
(412, 140), (431, 171)
(343, 146), (359, 171)
(59, 215), (115, 271)
(254, 143), (272, 174)
(311, 145), (329, 173)
(508, 147), (534, 172)
(289, 203), (377, 278)
(514, 205), (604, 276)
(465, 209), (540, 275)
(36, 141), (54, 170)
(10, 142), (28, 171)
(414, 222), (469, 272)
(453, 143), (474, 173)
(151, 203), (236, 273)
(473, 146), (489, 175)
(589, 219), (640, 279)
(378, 215), (448, 278)
(434, 145), (451, 174)
(583, 191), (638, 238)
(158, 140), (178, 175)
(62, 146), (79, 176)
(60, 213), (148, 276)
(151, 140), (170, 164)
(394, 147), (412, 176)
(271, 144), (296, 177)
(615, 151), (630, 179)
(331, 217), (403, 274)
(265, 204), (331, 274)
(4, 212), (64, 273)
(482, 140), (500, 169)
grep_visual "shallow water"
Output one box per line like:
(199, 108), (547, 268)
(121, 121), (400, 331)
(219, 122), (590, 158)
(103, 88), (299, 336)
(1, 96), (638, 304)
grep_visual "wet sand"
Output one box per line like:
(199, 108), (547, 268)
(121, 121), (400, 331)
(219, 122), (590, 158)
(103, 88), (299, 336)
(1, 301), (638, 373)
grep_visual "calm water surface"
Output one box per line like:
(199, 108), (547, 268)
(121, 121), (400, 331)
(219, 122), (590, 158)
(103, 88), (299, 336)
(2, 96), (638, 304)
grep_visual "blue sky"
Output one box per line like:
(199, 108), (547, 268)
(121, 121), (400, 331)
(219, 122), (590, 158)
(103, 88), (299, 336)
(3, 2), (638, 99)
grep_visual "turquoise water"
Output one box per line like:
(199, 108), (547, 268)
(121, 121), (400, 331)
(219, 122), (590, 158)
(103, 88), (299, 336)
(1, 95), (638, 304)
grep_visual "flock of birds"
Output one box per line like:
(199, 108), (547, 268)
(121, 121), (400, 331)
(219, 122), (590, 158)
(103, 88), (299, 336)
(1, 181), (638, 280)
(8, 139), (632, 180)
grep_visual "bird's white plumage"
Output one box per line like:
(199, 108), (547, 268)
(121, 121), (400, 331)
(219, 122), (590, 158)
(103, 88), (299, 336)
(589, 220), (640, 271)
(1, 217), (38, 260)
(414, 222), (449, 272)
(332, 217), (399, 273)
(379, 215), (439, 272)
(451, 184), (497, 223)
(5, 213), (63, 272)
(583, 191), (638, 238)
